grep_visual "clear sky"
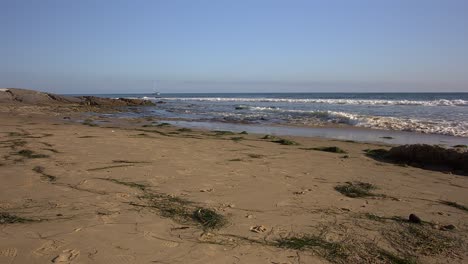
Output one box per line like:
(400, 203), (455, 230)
(1, 0), (468, 93)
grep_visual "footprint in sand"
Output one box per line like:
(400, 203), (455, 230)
(52, 249), (80, 263)
(94, 254), (135, 263)
(0, 247), (17, 264)
(162, 241), (180, 248)
(143, 231), (180, 247)
(33, 240), (63, 256)
(0, 248), (17, 257)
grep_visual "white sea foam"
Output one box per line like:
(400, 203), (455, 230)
(246, 107), (467, 137)
(320, 111), (468, 137)
(159, 97), (468, 106)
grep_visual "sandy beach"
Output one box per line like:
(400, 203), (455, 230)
(0, 102), (467, 264)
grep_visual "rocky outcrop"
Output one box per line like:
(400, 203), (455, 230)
(0, 88), (155, 107)
(387, 144), (468, 174)
(78, 96), (155, 106)
(0, 88), (79, 104)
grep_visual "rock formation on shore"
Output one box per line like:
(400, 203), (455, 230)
(388, 144), (468, 174)
(367, 144), (468, 175)
(0, 88), (155, 106)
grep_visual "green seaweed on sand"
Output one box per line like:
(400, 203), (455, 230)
(177, 128), (193, 132)
(192, 208), (227, 230)
(83, 119), (98, 127)
(384, 222), (462, 257)
(213, 130), (236, 136)
(156, 122), (171, 127)
(335, 181), (377, 198)
(8, 132), (22, 137)
(247, 154), (264, 159)
(276, 235), (349, 262)
(439, 200), (468, 212)
(273, 138), (299, 145)
(17, 149), (49, 159)
(276, 233), (417, 264)
(0, 139), (27, 149)
(364, 148), (390, 159)
(32, 166), (57, 182)
(230, 137), (244, 142)
(303, 146), (347, 154)
(0, 212), (36, 224)
(112, 160), (150, 164)
(261, 135), (276, 140)
(142, 124), (158, 127)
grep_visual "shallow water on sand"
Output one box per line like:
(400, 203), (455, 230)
(164, 120), (468, 146)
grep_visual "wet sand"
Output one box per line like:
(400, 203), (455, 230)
(0, 108), (467, 264)
(162, 120), (468, 146)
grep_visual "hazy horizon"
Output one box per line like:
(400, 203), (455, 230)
(2, 0), (468, 93)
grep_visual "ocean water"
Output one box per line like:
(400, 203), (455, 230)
(102, 93), (468, 138)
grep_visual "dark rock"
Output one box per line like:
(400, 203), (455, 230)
(408, 213), (422, 224)
(78, 96), (155, 107)
(0, 88), (80, 104)
(0, 88), (155, 107)
(387, 144), (468, 175)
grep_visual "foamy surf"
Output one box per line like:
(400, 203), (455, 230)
(118, 93), (468, 137)
(158, 97), (468, 106)
(244, 107), (467, 137)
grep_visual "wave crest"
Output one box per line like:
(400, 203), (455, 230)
(160, 97), (468, 106)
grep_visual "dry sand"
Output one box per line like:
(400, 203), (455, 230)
(0, 106), (467, 264)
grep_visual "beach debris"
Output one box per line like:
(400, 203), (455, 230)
(245, 214), (253, 219)
(199, 188), (213, 192)
(250, 225), (267, 233)
(441, 224), (456, 231)
(293, 190), (307, 195)
(408, 214), (422, 224)
(193, 208), (227, 230)
(170, 226), (190, 231)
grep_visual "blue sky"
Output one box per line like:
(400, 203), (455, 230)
(1, 0), (468, 93)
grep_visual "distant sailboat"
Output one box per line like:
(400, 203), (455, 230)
(152, 81), (161, 97)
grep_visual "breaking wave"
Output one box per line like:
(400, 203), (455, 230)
(246, 107), (468, 137)
(160, 97), (468, 106)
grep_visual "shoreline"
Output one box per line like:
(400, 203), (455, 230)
(160, 120), (468, 146)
